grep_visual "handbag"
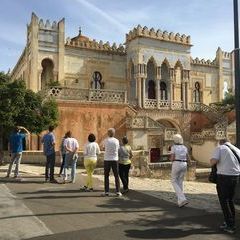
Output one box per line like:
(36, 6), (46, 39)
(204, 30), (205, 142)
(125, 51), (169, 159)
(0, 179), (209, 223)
(208, 143), (240, 184)
(208, 164), (217, 183)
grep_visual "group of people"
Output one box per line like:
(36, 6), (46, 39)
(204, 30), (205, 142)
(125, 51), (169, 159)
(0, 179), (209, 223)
(6, 125), (240, 234)
(42, 127), (133, 196)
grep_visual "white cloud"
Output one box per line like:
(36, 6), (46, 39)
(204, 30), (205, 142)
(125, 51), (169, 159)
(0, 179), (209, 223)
(74, 0), (127, 33)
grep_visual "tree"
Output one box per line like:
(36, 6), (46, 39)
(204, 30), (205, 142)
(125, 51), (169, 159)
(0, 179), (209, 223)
(0, 72), (59, 163)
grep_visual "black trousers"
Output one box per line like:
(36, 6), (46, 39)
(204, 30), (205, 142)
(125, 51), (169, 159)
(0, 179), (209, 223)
(119, 163), (131, 190)
(104, 161), (120, 193)
(216, 174), (239, 227)
(59, 153), (66, 175)
(45, 152), (55, 180)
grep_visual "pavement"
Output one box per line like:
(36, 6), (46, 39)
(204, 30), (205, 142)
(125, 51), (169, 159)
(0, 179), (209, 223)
(0, 164), (239, 240)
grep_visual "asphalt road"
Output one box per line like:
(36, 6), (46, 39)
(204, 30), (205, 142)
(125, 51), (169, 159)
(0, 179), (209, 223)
(0, 172), (239, 240)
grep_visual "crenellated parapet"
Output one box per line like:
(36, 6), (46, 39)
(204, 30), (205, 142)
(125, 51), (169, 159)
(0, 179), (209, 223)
(222, 51), (232, 59)
(190, 57), (217, 67)
(126, 25), (191, 46)
(65, 36), (126, 55)
(38, 19), (58, 31)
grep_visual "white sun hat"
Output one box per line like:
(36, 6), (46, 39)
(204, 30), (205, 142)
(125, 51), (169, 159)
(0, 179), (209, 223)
(173, 134), (183, 144)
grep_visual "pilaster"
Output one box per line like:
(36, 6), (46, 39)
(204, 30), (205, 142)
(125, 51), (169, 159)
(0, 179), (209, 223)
(58, 18), (65, 84)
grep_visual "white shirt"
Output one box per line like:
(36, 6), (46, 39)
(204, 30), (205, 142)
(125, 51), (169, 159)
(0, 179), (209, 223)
(64, 137), (79, 153)
(212, 142), (240, 176)
(84, 142), (100, 160)
(171, 144), (188, 161)
(103, 137), (120, 161)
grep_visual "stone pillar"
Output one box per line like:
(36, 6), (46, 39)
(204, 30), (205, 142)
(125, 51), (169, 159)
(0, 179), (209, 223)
(156, 66), (161, 109)
(58, 18), (65, 84)
(184, 81), (189, 110)
(29, 13), (39, 92)
(137, 77), (142, 108)
(169, 68), (175, 109)
(182, 81), (185, 110)
(183, 70), (190, 110)
(142, 77), (146, 108)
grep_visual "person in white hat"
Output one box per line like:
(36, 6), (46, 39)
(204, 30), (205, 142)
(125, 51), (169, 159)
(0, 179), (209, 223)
(170, 134), (190, 208)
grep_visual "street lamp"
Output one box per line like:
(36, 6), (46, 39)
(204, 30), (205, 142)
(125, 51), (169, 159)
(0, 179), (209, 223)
(233, 0), (240, 203)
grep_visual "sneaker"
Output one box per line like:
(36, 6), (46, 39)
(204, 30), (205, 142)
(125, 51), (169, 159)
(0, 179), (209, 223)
(223, 226), (235, 234)
(101, 192), (109, 197)
(122, 189), (129, 194)
(49, 179), (58, 184)
(178, 200), (189, 208)
(80, 186), (88, 191)
(116, 192), (122, 197)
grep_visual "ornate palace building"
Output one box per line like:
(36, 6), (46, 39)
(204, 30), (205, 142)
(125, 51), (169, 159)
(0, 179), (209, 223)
(11, 13), (235, 164)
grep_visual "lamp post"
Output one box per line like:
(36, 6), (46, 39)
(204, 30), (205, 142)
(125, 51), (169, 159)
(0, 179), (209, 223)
(233, 0), (240, 203)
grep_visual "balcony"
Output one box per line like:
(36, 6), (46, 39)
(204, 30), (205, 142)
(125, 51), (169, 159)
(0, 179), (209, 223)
(144, 99), (184, 110)
(40, 87), (127, 104)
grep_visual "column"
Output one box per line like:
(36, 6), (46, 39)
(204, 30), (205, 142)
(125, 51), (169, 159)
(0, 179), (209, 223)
(142, 77), (146, 108)
(137, 77), (142, 108)
(170, 81), (173, 109)
(156, 66), (161, 109)
(182, 81), (185, 110)
(169, 68), (175, 109)
(156, 79), (160, 108)
(183, 70), (190, 110)
(185, 81), (189, 110)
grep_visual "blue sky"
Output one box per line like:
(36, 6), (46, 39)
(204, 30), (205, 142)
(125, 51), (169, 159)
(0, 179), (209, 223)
(0, 0), (236, 72)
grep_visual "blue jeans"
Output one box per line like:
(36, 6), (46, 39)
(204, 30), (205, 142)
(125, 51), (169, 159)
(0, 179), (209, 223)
(64, 153), (78, 182)
(7, 152), (22, 177)
(45, 152), (55, 180)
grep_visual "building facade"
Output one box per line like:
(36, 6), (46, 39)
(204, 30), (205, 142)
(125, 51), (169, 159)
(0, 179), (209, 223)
(11, 13), (235, 163)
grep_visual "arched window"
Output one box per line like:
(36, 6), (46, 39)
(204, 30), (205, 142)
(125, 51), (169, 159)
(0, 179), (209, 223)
(147, 59), (156, 99)
(41, 58), (54, 89)
(160, 81), (167, 100)
(148, 80), (156, 99)
(193, 81), (201, 102)
(91, 71), (103, 89)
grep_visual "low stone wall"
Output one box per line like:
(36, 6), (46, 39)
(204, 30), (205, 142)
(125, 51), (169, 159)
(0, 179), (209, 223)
(2, 150), (196, 180)
(130, 150), (196, 181)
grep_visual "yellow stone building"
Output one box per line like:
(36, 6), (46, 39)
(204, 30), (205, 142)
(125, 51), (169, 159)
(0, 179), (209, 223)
(11, 13), (235, 165)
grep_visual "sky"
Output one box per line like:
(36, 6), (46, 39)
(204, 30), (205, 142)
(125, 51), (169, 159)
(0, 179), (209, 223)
(0, 0), (236, 72)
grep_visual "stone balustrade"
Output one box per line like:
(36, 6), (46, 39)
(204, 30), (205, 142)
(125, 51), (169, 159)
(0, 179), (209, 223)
(41, 87), (127, 104)
(144, 99), (183, 110)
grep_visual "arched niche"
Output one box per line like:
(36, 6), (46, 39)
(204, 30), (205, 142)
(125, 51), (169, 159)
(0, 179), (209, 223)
(41, 58), (54, 89)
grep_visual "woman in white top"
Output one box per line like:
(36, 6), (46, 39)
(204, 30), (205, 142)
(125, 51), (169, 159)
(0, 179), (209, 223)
(82, 133), (100, 191)
(170, 134), (190, 208)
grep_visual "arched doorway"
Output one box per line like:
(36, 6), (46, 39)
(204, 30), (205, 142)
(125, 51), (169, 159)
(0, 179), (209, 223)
(41, 58), (54, 89)
(149, 119), (179, 163)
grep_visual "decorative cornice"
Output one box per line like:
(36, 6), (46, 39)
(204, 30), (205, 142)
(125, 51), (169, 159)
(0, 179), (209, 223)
(65, 37), (126, 55)
(126, 25), (191, 46)
(190, 57), (217, 67)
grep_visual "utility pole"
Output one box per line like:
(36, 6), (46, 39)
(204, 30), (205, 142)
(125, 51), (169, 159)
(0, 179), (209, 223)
(233, 0), (240, 203)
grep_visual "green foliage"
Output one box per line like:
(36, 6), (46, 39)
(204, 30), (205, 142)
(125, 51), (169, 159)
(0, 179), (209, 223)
(47, 80), (61, 87)
(222, 92), (235, 106)
(0, 72), (59, 135)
